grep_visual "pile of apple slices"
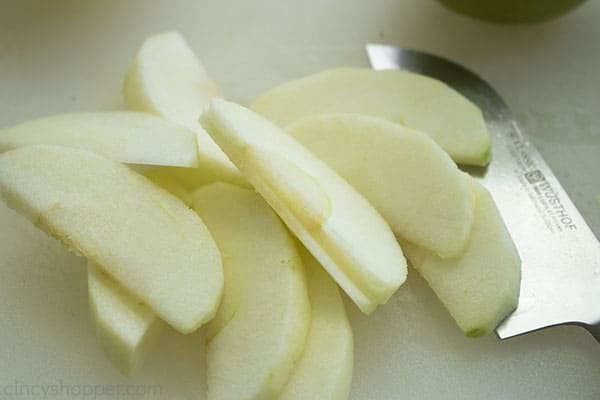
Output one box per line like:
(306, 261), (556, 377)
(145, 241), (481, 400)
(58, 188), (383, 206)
(0, 31), (520, 400)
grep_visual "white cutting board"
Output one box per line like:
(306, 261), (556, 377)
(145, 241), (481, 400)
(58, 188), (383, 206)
(1, 1), (599, 399)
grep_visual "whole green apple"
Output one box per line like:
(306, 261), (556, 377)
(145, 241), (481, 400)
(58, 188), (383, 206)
(437, 0), (587, 24)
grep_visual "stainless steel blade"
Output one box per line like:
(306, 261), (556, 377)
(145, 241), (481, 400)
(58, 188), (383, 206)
(366, 44), (600, 341)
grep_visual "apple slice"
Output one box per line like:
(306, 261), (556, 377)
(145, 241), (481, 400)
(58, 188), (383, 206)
(87, 262), (164, 375)
(201, 99), (407, 314)
(123, 31), (241, 181)
(192, 182), (310, 400)
(287, 113), (475, 258)
(251, 68), (491, 166)
(0, 112), (199, 168)
(400, 178), (521, 337)
(0, 145), (223, 334)
(279, 246), (353, 400)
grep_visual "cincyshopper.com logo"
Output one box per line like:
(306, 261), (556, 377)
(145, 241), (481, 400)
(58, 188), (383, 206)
(0, 380), (163, 399)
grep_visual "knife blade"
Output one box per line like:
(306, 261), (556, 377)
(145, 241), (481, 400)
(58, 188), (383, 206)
(366, 43), (600, 341)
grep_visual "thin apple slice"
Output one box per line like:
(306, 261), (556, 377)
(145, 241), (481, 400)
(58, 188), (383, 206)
(123, 31), (241, 181)
(400, 178), (521, 337)
(251, 68), (491, 166)
(201, 99), (407, 314)
(287, 113), (475, 258)
(279, 246), (353, 400)
(87, 262), (164, 375)
(0, 145), (223, 334)
(192, 182), (310, 400)
(0, 112), (199, 167)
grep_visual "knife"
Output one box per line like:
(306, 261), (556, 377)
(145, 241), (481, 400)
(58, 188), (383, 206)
(366, 44), (600, 341)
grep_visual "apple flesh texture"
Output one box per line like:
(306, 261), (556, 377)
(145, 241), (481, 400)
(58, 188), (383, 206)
(0, 112), (199, 168)
(401, 179), (521, 337)
(123, 31), (241, 180)
(279, 246), (353, 400)
(201, 99), (407, 314)
(87, 263), (164, 375)
(192, 182), (310, 400)
(0, 145), (223, 334)
(251, 68), (491, 166)
(288, 113), (475, 259)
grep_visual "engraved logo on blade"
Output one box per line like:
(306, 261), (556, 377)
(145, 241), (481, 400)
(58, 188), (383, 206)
(525, 170), (545, 184)
(523, 169), (577, 233)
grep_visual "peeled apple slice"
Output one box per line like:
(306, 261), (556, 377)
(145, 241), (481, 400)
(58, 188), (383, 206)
(279, 246), (353, 400)
(0, 145), (223, 334)
(123, 31), (241, 181)
(251, 68), (491, 166)
(401, 179), (521, 337)
(201, 99), (407, 314)
(87, 262), (164, 375)
(288, 113), (475, 258)
(192, 182), (310, 400)
(0, 112), (199, 167)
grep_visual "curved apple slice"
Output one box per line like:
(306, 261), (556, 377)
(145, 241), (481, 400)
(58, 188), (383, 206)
(87, 262), (164, 375)
(0, 145), (223, 334)
(287, 113), (474, 258)
(279, 246), (353, 400)
(401, 178), (521, 337)
(251, 68), (490, 166)
(201, 99), (407, 314)
(192, 182), (310, 400)
(0, 112), (199, 167)
(123, 31), (241, 181)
